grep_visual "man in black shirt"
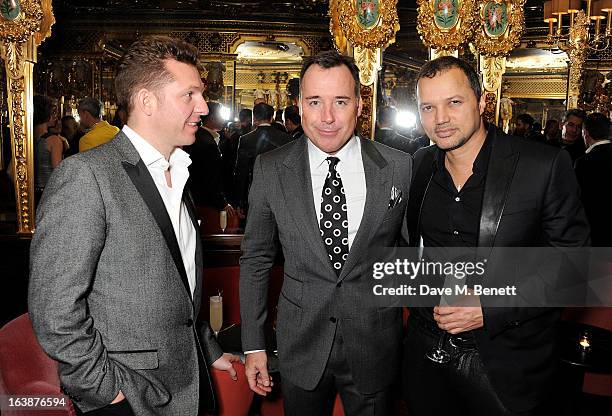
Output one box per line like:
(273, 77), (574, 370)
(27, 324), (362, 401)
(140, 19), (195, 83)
(404, 56), (589, 416)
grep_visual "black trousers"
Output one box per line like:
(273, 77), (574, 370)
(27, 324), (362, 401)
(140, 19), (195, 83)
(281, 325), (392, 416)
(74, 399), (135, 416)
(402, 322), (539, 416)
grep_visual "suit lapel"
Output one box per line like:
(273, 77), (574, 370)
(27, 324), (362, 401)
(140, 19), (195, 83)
(184, 190), (203, 313)
(279, 137), (336, 277)
(340, 139), (391, 281)
(478, 129), (519, 253)
(408, 148), (436, 247)
(118, 134), (194, 303)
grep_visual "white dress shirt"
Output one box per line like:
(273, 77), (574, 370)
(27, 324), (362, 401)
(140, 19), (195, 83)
(308, 136), (366, 250)
(123, 125), (197, 297)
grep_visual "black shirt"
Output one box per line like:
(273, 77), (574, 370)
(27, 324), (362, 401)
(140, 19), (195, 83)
(421, 132), (492, 248)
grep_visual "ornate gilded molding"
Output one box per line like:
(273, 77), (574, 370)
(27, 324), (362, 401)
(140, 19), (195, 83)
(358, 84), (375, 139)
(481, 55), (505, 92)
(472, 0), (525, 57)
(567, 10), (589, 109)
(337, 0), (399, 50)
(417, 0), (476, 52)
(354, 46), (381, 86)
(0, 0), (43, 43)
(1, 0), (51, 236)
(329, 0), (349, 54)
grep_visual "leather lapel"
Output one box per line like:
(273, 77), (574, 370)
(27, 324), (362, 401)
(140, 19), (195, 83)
(279, 137), (336, 277)
(122, 159), (193, 303)
(339, 138), (391, 281)
(478, 129), (519, 253)
(407, 148), (436, 247)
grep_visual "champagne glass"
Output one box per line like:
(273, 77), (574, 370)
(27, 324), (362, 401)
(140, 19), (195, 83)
(210, 295), (223, 337)
(219, 210), (227, 233)
(426, 331), (451, 364)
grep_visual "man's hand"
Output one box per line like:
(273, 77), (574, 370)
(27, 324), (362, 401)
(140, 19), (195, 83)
(224, 204), (237, 219)
(111, 390), (125, 404)
(212, 353), (240, 381)
(245, 351), (273, 395)
(434, 305), (484, 334)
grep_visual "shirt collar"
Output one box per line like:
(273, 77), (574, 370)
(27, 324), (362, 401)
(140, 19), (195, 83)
(307, 135), (360, 171)
(434, 125), (492, 175)
(586, 139), (611, 154)
(122, 125), (192, 171)
(203, 126), (220, 141)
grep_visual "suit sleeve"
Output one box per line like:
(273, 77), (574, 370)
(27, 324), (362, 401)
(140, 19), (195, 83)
(239, 155), (279, 351)
(233, 137), (249, 210)
(28, 157), (121, 407)
(483, 149), (590, 337)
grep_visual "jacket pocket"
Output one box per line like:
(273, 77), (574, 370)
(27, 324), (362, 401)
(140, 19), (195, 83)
(107, 350), (159, 370)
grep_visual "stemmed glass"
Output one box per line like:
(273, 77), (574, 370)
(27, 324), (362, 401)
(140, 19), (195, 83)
(219, 210), (227, 233)
(426, 331), (451, 364)
(209, 294), (223, 338)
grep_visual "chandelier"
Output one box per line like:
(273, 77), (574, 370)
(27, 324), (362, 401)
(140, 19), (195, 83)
(544, 0), (612, 51)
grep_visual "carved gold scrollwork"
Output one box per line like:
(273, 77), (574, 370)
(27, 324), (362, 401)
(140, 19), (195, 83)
(358, 84), (374, 139)
(567, 10), (588, 109)
(481, 55), (505, 91)
(354, 45), (380, 86)
(0, 0), (43, 43)
(472, 0), (525, 56)
(329, 0), (349, 54)
(417, 0), (476, 52)
(337, 0), (400, 50)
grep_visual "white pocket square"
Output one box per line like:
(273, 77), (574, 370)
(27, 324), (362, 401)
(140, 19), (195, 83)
(389, 186), (403, 208)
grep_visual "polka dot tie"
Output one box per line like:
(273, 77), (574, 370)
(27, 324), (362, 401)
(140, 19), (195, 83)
(319, 157), (349, 276)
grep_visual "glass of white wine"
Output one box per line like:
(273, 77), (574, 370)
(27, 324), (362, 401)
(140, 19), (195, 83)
(210, 295), (223, 337)
(219, 210), (227, 233)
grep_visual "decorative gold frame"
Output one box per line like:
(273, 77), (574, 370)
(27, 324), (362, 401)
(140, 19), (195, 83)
(472, 0), (525, 57)
(1, 0), (51, 236)
(337, 0), (399, 50)
(416, 0), (476, 52)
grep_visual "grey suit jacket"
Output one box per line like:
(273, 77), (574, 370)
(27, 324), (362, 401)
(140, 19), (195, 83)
(28, 132), (223, 415)
(240, 136), (412, 393)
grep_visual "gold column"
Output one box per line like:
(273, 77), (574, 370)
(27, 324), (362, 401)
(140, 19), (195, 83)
(331, 0), (399, 139)
(567, 10), (589, 109)
(473, 0), (525, 125)
(0, 0), (54, 236)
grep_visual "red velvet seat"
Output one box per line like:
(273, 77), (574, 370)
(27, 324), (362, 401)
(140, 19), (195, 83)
(562, 307), (612, 397)
(0, 313), (76, 416)
(209, 362), (254, 416)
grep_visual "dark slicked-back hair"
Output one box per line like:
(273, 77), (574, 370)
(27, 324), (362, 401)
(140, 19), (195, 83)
(563, 108), (586, 122)
(284, 105), (301, 125)
(583, 112), (611, 141)
(33, 95), (54, 126)
(115, 35), (201, 113)
(416, 56), (482, 100)
(238, 108), (252, 123)
(253, 103), (274, 122)
(300, 50), (361, 98)
(516, 113), (535, 127)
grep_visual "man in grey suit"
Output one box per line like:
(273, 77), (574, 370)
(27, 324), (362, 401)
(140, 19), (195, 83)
(240, 51), (412, 415)
(29, 35), (237, 416)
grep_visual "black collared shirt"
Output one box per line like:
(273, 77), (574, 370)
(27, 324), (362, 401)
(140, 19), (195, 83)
(421, 131), (493, 248)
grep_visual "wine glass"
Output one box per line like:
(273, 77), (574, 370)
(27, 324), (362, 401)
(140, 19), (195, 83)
(219, 210), (227, 233)
(426, 331), (451, 364)
(209, 295), (223, 337)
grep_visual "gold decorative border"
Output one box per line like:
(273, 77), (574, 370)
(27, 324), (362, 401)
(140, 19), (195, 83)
(473, 0), (525, 56)
(338, 0), (400, 50)
(417, 0), (476, 52)
(0, 0), (43, 43)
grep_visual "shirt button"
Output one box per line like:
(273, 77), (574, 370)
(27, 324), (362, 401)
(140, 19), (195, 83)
(329, 317), (337, 323)
(453, 230), (459, 235)
(455, 196), (461, 202)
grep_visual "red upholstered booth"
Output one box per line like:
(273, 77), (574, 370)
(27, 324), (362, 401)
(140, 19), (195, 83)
(0, 313), (76, 416)
(562, 307), (612, 397)
(210, 362), (254, 416)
